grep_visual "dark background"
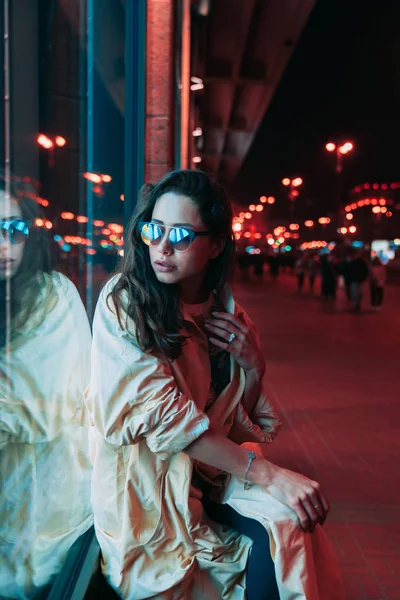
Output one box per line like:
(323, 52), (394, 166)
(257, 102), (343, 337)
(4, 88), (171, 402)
(235, 0), (400, 220)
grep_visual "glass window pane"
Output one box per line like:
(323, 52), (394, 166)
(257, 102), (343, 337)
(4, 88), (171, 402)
(0, 0), (135, 597)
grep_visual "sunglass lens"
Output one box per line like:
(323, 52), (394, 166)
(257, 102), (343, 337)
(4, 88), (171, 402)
(11, 221), (29, 244)
(169, 227), (193, 251)
(140, 222), (163, 247)
(1, 220), (29, 244)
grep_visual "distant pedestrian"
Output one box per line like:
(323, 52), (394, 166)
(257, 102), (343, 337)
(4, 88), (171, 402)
(253, 252), (264, 281)
(370, 256), (386, 311)
(347, 250), (370, 313)
(320, 254), (337, 301)
(268, 254), (280, 281)
(295, 255), (307, 292)
(341, 254), (352, 301)
(307, 254), (320, 293)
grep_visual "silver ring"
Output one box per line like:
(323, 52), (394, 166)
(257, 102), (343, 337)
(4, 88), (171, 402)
(228, 333), (236, 344)
(314, 505), (320, 510)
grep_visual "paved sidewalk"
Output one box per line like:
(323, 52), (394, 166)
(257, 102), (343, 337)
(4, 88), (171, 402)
(232, 275), (400, 600)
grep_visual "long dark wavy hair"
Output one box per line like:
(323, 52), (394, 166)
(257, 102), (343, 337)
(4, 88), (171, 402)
(109, 170), (235, 361)
(0, 181), (52, 348)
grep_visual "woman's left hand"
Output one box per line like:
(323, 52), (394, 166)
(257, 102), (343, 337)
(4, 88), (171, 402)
(205, 312), (266, 375)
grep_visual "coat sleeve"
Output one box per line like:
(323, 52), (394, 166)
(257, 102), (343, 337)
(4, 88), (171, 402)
(229, 306), (282, 445)
(86, 282), (210, 461)
(230, 394), (281, 445)
(0, 272), (91, 448)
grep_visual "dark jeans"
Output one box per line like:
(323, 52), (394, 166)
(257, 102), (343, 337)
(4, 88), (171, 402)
(370, 284), (384, 307)
(309, 273), (316, 292)
(322, 278), (336, 300)
(351, 282), (363, 311)
(344, 280), (352, 301)
(203, 497), (280, 600)
(297, 272), (305, 291)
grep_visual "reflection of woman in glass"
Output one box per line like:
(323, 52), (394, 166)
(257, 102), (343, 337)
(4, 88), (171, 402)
(89, 170), (344, 600)
(0, 183), (93, 599)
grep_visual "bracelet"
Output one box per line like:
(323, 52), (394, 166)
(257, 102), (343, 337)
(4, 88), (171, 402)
(244, 451), (256, 491)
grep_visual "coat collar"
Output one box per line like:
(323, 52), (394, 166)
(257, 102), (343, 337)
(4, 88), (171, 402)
(181, 284), (240, 326)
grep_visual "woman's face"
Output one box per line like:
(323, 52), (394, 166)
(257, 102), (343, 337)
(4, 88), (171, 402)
(0, 192), (25, 281)
(148, 192), (224, 301)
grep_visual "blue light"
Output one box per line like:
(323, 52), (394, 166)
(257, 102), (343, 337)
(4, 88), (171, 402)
(285, 245), (292, 252)
(54, 235), (62, 242)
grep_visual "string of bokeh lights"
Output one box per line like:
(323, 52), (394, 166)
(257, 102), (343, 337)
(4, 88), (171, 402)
(232, 182), (400, 251)
(30, 171), (126, 256)
(33, 132), (400, 255)
(27, 169), (400, 257)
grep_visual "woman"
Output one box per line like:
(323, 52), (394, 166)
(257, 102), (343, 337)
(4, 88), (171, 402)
(88, 170), (344, 599)
(0, 182), (93, 599)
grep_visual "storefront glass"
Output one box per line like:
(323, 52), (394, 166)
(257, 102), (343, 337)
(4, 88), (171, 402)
(1, 1), (144, 596)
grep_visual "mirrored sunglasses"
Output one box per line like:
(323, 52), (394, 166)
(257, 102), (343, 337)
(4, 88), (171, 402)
(0, 219), (30, 245)
(139, 221), (211, 253)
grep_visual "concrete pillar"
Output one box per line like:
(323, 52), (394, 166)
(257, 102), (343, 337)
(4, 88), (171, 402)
(145, 0), (175, 183)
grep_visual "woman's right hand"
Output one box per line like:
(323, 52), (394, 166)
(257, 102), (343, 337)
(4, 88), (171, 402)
(261, 462), (330, 533)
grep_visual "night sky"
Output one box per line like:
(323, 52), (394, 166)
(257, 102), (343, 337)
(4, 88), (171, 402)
(236, 0), (400, 221)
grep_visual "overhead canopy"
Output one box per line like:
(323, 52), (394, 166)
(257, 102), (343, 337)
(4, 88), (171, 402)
(191, 0), (316, 184)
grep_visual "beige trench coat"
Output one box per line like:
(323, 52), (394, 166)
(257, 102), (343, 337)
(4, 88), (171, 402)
(87, 275), (344, 599)
(0, 272), (93, 599)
